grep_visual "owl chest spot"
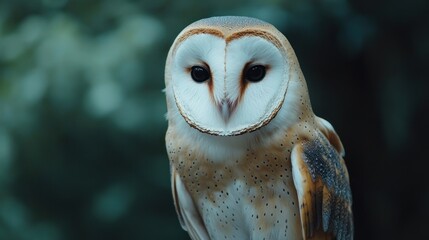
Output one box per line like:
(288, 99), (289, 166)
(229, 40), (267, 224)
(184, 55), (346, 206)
(176, 147), (303, 239)
(196, 178), (303, 239)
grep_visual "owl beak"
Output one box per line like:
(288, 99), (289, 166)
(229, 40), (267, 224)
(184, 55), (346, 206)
(218, 98), (237, 122)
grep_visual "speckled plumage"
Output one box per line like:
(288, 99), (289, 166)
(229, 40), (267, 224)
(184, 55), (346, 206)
(165, 16), (353, 240)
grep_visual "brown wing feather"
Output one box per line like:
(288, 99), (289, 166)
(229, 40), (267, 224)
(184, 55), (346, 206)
(316, 117), (345, 157)
(291, 122), (353, 240)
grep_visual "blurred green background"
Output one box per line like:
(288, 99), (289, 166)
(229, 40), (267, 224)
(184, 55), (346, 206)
(0, 0), (428, 239)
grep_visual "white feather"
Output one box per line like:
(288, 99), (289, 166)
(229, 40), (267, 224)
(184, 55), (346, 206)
(170, 34), (298, 137)
(225, 36), (288, 132)
(172, 34), (226, 131)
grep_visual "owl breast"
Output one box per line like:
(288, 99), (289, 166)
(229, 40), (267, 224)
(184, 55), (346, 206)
(167, 128), (304, 240)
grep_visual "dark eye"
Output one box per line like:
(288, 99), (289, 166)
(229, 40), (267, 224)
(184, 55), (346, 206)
(245, 65), (266, 82)
(191, 66), (210, 83)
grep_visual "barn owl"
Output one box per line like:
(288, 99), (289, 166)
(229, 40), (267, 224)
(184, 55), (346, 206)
(164, 16), (353, 240)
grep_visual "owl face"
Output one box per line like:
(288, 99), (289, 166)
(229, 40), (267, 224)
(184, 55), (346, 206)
(168, 17), (291, 136)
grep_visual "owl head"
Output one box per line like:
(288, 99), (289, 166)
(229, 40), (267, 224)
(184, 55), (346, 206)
(165, 16), (311, 137)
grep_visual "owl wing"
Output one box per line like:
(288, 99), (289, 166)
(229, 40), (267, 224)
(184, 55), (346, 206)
(171, 167), (210, 240)
(291, 117), (353, 240)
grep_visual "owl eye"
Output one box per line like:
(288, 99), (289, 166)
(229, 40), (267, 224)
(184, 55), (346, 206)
(191, 66), (210, 83)
(245, 65), (266, 82)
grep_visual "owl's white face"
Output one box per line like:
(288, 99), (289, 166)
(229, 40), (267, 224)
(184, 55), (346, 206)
(171, 33), (289, 136)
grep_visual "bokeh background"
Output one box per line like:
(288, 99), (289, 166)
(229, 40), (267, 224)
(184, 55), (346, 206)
(0, 0), (428, 239)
